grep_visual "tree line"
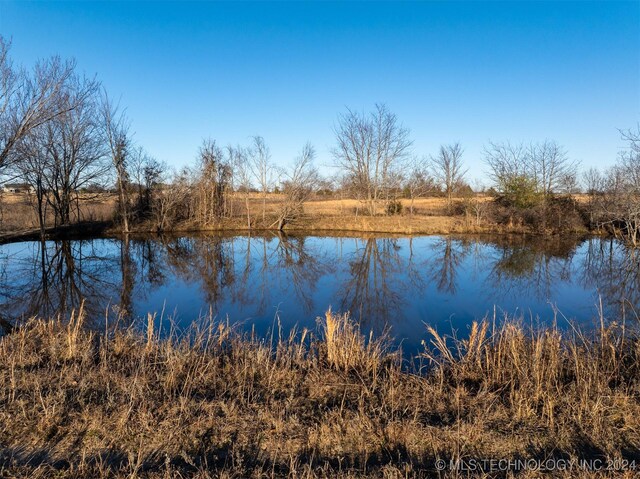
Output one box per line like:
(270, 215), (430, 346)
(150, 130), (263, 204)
(0, 37), (134, 236)
(1, 36), (639, 245)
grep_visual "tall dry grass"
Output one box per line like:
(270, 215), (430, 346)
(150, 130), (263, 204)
(321, 308), (394, 374)
(0, 308), (639, 478)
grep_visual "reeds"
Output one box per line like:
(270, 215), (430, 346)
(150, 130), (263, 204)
(0, 308), (638, 478)
(321, 308), (393, 374)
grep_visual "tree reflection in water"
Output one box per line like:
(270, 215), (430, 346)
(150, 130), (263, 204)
(1, 235), (639, 339)
(426, 237), (471, 295)
(339, 238), (404, 328)
(273, 232), (329, 313)
(338, 237), (431, 329)
(0, 240), (121, 327)
(581, 238), (640, 320)
(151, 232), (330, 319)
(486, 236), (578, 304)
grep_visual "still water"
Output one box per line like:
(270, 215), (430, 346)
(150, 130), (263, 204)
(1, 233), (638, 355)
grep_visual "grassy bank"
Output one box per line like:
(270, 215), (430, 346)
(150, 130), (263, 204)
(1, 309), (639, 478)
(118, 214), (503, 236)
(1, 193), (592, 244)
(117, 194), (589, 236)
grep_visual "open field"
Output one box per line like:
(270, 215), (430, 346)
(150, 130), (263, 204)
(0, 193), (491, 238)
(0, 192), (117, 232)
(161, 193), (586, 236)
(0, 309), (638, 478)
(0, 191), (595, 244)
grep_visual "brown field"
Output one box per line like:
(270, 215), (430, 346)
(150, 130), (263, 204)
(156, 194), (544, 236)
(159, 194), (503, 235)
(0, 192), (117, 232)
(226, 193), (490, 216)
(0, 191), (587, 239)
(0, 309), (638, 478)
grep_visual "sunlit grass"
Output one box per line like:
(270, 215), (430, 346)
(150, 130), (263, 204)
(0, 307), (639, 478)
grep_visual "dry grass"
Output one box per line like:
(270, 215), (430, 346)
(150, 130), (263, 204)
(0, 307), (639, 478)
(228, 195), (479, 220)
(302, 197), (459, 217)
(0, 192), (116, 232)
(1, 191), (579, 237)
(321, 309), (393, 373)
(146, 195), (498, 235)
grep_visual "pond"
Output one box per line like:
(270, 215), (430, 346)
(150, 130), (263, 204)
(1, 233), (639, 356)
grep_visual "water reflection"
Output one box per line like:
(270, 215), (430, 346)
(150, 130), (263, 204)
(1, 234), (639, 350)
(157, 233), (329, 315)
(0, 240), (120, 324)
(581, 239), (640, 320)
(342, 238), (407, 326)
(486, 237), (578, 304)
(427, 237), (471, 294)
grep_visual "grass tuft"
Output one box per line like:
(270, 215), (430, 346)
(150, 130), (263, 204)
(321, 308), (392, 374)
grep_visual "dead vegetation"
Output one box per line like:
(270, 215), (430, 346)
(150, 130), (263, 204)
(1, 190), (590, 241)
(0, 308), (639, 478)
(0, 192), (116, 232)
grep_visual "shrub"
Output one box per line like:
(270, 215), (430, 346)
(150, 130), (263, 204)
(385, 199), (403, 215)
(498, 175), (542, 209)
(489, 194), (588, 233)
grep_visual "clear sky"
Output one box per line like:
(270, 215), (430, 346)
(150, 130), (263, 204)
(1, 1), (638, 183)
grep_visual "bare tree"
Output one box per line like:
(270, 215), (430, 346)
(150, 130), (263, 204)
(620, 126), (640, 186)
(274, 142), (319, 230)
(529, 140), (578, 197)
(248, 135), (276, 223)
(154, 168), (190, 231)
(582, 167), (604, 227)
(431, 142), (467, 211)
(0, 38), (77, 172)
(405, 155), (435, 215)
(583, 167), (604, 196)
(129, 146), (152, 215)
(333, 104), (412, 215)
(483, 141), (530, 194)
(467, 195), (490, 226)
(44, 76), (106, 226)
(101, 92), (131, 233)
(194, 139), (233, 225)
(129, 146), (166, 220)
(11, 69), (106, 233)
(231, 144), (253, 229)
(594, 127), (640, 246)
(12, 132), (50, 236)
(485, 140), (577, 199)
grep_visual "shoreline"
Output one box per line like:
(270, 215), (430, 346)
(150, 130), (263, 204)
(0, 214), (597, 245)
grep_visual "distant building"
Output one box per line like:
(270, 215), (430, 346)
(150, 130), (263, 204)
(1, 183), (34, 194)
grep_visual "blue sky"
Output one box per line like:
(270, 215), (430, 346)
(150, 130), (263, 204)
(1, 1), (638, 183)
